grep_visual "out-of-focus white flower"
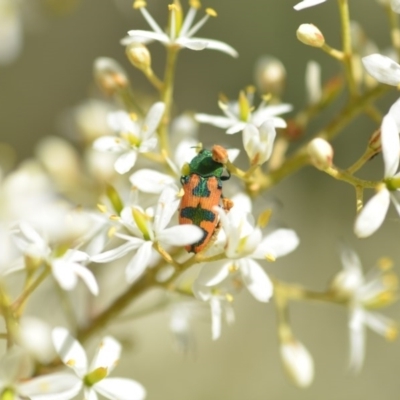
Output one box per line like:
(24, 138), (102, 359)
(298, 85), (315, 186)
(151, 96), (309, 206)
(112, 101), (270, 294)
(331, 246), (398, 373)
(52, 327), (146, 400)
(280, 339), (314, 387)
(0, 346), (79, 400)
(91, 185), (203, 283)
(121, 0), (238, 58)
(391, 0), (400, 13)
(10, 222), (99, 295)
(362, 54), (400, 86)
(294, 0), (327, 10)
(93, 102), (165, 174)
(196, 194), (299, 303)
(354, 98), (400, 237)
(0, 0), (22, 65)
(17, 317), (55, 364)
(192, 276), (236, 340)
(254, 55), (287, 96)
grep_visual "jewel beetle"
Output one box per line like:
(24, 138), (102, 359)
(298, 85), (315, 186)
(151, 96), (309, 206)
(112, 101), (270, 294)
(179, 147), (231, 253)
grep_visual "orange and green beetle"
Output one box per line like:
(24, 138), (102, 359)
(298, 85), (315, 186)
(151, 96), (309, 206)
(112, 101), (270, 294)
(179, 148), (231, 253)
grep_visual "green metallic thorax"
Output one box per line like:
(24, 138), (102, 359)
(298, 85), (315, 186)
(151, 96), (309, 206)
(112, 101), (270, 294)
(188, 149), (225, 178)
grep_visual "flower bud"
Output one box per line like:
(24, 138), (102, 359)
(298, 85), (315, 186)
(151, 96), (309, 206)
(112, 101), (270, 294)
(254, 56), (286, 96)
(93, 57), (129, 95)
(296, 24), (325, 48)
(307, 138), (333, 170)
(126, 43), (151, 71)
(212, 144), (229, 164)
(280, 339), (314, 388)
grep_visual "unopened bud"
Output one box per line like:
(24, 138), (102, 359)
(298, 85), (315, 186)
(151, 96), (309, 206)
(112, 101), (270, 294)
(368, 128), (381, 152)
(280, 339), (314, 388)
(254, 56), (286, 96)
(126, 43), (151, 71)
(297, 24), (325, 48)
(307, 138), (333, 170)
(94, 57), (129, 95)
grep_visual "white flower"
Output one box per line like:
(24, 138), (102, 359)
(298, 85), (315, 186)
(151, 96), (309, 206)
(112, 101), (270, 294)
(93, 102), (165, 174)
(192, 277), (236, 340)
(293, 0), (327, 10)
(121, 1), (238, 58)
(354, 99), (400, 237)
(52, 327), (146, 400)
(10, 222), (99, 295)
(0, 346), (79, 400)
(332, 246), (397, 373)
(280, 339), (314, 387)
(362, 54), (400, 86)
(305, 60), (322, 104)
(91, 185), (203, 283)
(196, 194), (299, 303)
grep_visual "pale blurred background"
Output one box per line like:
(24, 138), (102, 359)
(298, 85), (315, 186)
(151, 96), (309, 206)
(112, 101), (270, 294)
(1, 0), (400, 399)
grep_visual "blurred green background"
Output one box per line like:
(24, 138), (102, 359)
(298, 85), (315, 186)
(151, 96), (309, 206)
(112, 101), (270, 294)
(1, 0), (400, 399)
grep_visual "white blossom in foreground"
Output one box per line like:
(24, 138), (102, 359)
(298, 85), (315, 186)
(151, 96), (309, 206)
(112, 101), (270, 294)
(331, 246), (397, 373)
(362, 54), (400, 86)
(0, 346), (79, 400)
(354, 99), (400, 237)
(121, 0), (238, 57)
(293, 0), (327, 11)
(93, 102), (165, 174)
(10, 222), (99, 295)
(196, 194), (299, 303)
(52, 327), (146, 400)
(91, 185), (203, 283)
(280, 339), (314, 387)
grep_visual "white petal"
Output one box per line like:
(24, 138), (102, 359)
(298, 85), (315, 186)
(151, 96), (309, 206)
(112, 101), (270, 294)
(127, 29), (169, 44)
(226, 122), (246, 134)
(294, 0), (327, 10)
(253, 229), (299, 259)
(90, 336), (121, 374)
(85, 388), (98, 400)
(362, 54), (400, 86)
(381, 114), (400, 177)
(390, 191), (400, 216)
(193, 37), (238, 58)
(141, 102), (165, 139)
(52, 261), (78, 291)
(227, 148), (240, 162)
(94, 378), (146, 400)
(125, 241), (153, 284)
(305, 60), (322, 104)
(20, 373), (82, 400)
(130, 169), (175, 194)
(114, 151), (137, 174)
(210, 298), (222, 340)
(93, 136), (125, 152)
(339, 244), (363, 274)
(387, 97), (400, 130)
(0, 347), (31, 384)
(157, 225), (204, 246)
(348, 308), (366, 373)
(177, 37), (208, 50)
(240, 258), (273, 302)
(195, 114), (234, 129)
(52, 327), (88, 377)
(354, 189), (391, 237)
(196, 262), (230, 286)
(138, 137), (158, 153)
(71, 264), (99, 296)
(280, 340), (314, 387)
(91, 240), (143, 263)
(153, 185), (180, 233)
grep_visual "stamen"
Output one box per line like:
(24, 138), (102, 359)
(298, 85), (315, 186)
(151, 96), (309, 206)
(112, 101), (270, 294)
(133, 0), (146, 9)
(180, 4), (198, 37)
(205, 8), (217, 17)
(265, 254), (276, 262)
(189, 0), (201, 9)
(225, 293), (234, 302)
(185, 11), (212, 37)
(108, 226), (117, 238)
(257, 209), (272, 228)
(140, 5), (165, 35)
(378, 257), (393, 271)
(385, 325), (398, 341)
(97, 204), (108, 213)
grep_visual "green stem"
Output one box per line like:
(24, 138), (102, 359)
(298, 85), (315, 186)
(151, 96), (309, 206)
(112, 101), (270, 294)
(159, 47), (180, 156)
(324, 165), (380, 188)
(338, 0), (358, 97)
(386, 4), (400, 62)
